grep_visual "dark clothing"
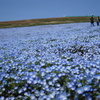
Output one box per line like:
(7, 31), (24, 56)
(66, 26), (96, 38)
(90, 17), (94, 26)
(96, 17), (100, 26)
(97, 22), (99, 26)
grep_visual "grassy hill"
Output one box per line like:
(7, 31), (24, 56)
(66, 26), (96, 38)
(0, 16), (91, 28)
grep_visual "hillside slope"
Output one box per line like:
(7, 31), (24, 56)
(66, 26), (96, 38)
(0, 16), (90, 28)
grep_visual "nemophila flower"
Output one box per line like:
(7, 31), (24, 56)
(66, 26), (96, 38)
(33, 79), (38, 84)
(82, 85), (91, 91)
(17, 95), (23, 99)
(82, 93), (92, 100)
(76, 87), (84, 94)
(18, 89), (23, 94)
(95, 75), (100, 80)
(41, 71), (45, 77)
(58, 73), (63, 77)
(2, 88), (5, 91)
(24, 92), (29, 96)
(90, 68), (97, 75)
(14, 86), (18, 90)
(42, 79), (47, 85)
(67, 82), (75, 90)
(56, 83), (61, 87)
(0, 23), (100, 99)
(30, 94), (36, 100)
(9, 97), (15, 100)
(44, 84), (49, 89)
(38, 95), (49, 100)
(77, 82), (82, 87)
(34, 90), (40, 97)
(39, 90), (44, 96)
(48, 81), (53, 86)
(53, 76), (59, 82)
(56, 92), (67, 100)
(0, 96), (5, 100)
(85, 69), (90, 75)
(46, 75), (51, 80)
(96, 95), (100, 99)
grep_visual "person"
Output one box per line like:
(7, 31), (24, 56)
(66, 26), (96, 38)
(90, 15), (94, 26)
(96, 16), (100, 26)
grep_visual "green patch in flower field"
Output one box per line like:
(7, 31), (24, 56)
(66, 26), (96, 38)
(41, 63), (53, 68)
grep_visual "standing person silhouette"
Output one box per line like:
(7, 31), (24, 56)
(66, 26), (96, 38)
(90, 15), (94, 26)
(96, 16), (100, 26)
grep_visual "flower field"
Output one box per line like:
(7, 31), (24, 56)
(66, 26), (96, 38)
(0, 23), (100, 100)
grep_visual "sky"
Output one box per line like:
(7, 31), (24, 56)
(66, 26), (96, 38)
(0, 0), (100, 22)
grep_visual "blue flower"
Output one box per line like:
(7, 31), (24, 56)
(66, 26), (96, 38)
(67, 82), (75, 90)
(76, 87), (84, 94)
(56, 92), (67, 100)
(0, 96), (4, 100)
(30, 94), (36, 100)
(95, 75), (100, 80)
(96, 95), (100, 99)
(82, 85), (91, 92)
(0, 22), (100, 99)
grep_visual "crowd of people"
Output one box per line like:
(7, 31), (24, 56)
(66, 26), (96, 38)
(90, 15), (100, 26)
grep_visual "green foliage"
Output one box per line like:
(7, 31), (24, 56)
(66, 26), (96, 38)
(41, 63), (53, 68)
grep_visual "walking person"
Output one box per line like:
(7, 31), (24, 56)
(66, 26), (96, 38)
(90, 15), (94, 26)
(96, 16), (100, 26)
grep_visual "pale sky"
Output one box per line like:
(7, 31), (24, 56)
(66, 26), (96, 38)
(0, 0), (100, 21)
